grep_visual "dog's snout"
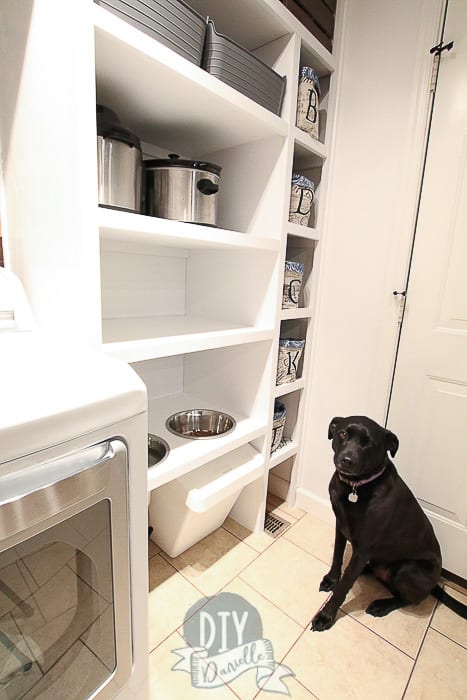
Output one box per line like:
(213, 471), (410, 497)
(336, 451), (358, 474)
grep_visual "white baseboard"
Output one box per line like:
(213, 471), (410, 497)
(295, 487), (334, 524)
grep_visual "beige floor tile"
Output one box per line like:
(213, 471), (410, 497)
(430, 586), (467, 649)
(194, 577), (303, 700)
(161, 528), (258, 597)
(266, 494), (305, 522)
(148, 554), (206, 652)
(283, 513), (335, 565)
(17, 559), (39, 595)
(284, 613), (413, 700)
(21, 640), (109, 700)
(256, 676), (318, 699)
(0, 562), (33, 617)
(405, 628), (467, 699)
(0, 658), (43, 699)
(148, 539), (161, 559)
(20, 542), (76, 588)
(341, 574), (436, 658)
(12, 566), (108, 673)
(149, 632), (239, 700)
(23, 564), (106, 627)
(0, 612), (37, 681)
(222, 517), (274, 553)
(240, 538), (329, 625)
(68, 532), (113, 604)
(80, 604), (116, 671)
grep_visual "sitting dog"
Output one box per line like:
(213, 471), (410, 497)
(311, 415), (467, 631)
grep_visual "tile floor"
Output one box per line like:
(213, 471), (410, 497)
(148, 495), (467, 700)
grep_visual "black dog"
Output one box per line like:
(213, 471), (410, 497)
(311, 415), (467, 631)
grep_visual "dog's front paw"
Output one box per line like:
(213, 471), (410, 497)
(319, 573), (339, 592)
(310, 607), (336, 632)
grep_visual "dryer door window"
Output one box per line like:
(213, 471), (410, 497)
(0, 499), (116, 698)
(0, 438), (132, 699)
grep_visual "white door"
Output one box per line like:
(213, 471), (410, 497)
(388, 0), (467, 578)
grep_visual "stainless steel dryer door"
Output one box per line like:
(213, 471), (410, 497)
(0, 439), (132, 699)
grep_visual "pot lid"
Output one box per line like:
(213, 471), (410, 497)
(144, 153), (222, 175)
(96, 104), (141, 150)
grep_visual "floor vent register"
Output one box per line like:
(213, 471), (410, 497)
(264, 511), (291, 538)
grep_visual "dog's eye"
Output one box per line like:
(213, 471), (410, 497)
(338, 431), (348, 440)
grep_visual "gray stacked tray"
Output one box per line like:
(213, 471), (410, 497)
(95, 0), (206, 66)
(202, 20), (286, 116)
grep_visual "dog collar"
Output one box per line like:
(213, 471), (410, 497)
(338, 464), (387, 503)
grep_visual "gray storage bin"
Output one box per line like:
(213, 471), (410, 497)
(95, 0), (206, 66)
(202, 19), (286, 116)
(203, 54), (283, 113)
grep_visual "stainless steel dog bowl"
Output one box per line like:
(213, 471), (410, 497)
(165, 409), (236, 439)
(148, 434), (170, 467)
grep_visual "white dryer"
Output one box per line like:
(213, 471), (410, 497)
(0, 269), (148, 699)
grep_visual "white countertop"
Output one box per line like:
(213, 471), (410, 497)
(0, 332), (147, 463)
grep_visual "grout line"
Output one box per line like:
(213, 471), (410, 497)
(220, 523), (277, 554)
(426, 625), (467, 652)
(274, 532), (334, 569)
(80, 636), (112, 672)
(400, 598), (439, 699)
(280, 533), (333, 568)
(339, 607), (420, 662)
(293, 678), (321, 699)
(65, 561), (110, 605)
(148, 592), (210, 655)
(165, 627), (243, 699)
(238, 573), (310, 629)
(258, 623), (317, 698)
(8, 611), (40, 678)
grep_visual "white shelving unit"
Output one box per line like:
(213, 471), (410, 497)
(0, 0), (338, 537)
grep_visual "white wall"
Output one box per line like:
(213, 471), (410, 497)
(0, 0), (101, 347)
(298, 0), (444, 515)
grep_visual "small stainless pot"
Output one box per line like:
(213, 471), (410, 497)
(144, 154), (222, 226)
(96, 105), (142, 213)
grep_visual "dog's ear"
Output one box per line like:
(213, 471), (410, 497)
(328, 417), (343, 440)
(385, 429), (399, 457)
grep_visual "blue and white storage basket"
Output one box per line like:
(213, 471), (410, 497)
(282, 260), (305, 309)
(296, 66), (321, 139)
(276, 338), (306, 385)
(271, 400), (287, 454)
(289, 173), (315, 226)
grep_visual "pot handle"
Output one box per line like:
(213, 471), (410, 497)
(197, 178), (219, 195)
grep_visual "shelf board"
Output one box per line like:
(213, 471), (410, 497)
(280, 307), (312, 321)
(102, 316), (274, 362)
(294, 128), (327, 161)
(274, 378), (305, 397)
(286, 221), (320, 241)
(98, 207), (281, 254)
(94, 4), (288, 156)
(147, 391), (267, 490)
(269, 439), (299, 469)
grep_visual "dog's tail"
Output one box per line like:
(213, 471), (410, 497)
(431, 585), (467, 619)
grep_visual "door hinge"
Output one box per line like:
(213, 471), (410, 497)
(393, 290), (407, 323)
(429, 54), (440, 92)
(429, 40), (454, 56)
(429, 40), (453, 93)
